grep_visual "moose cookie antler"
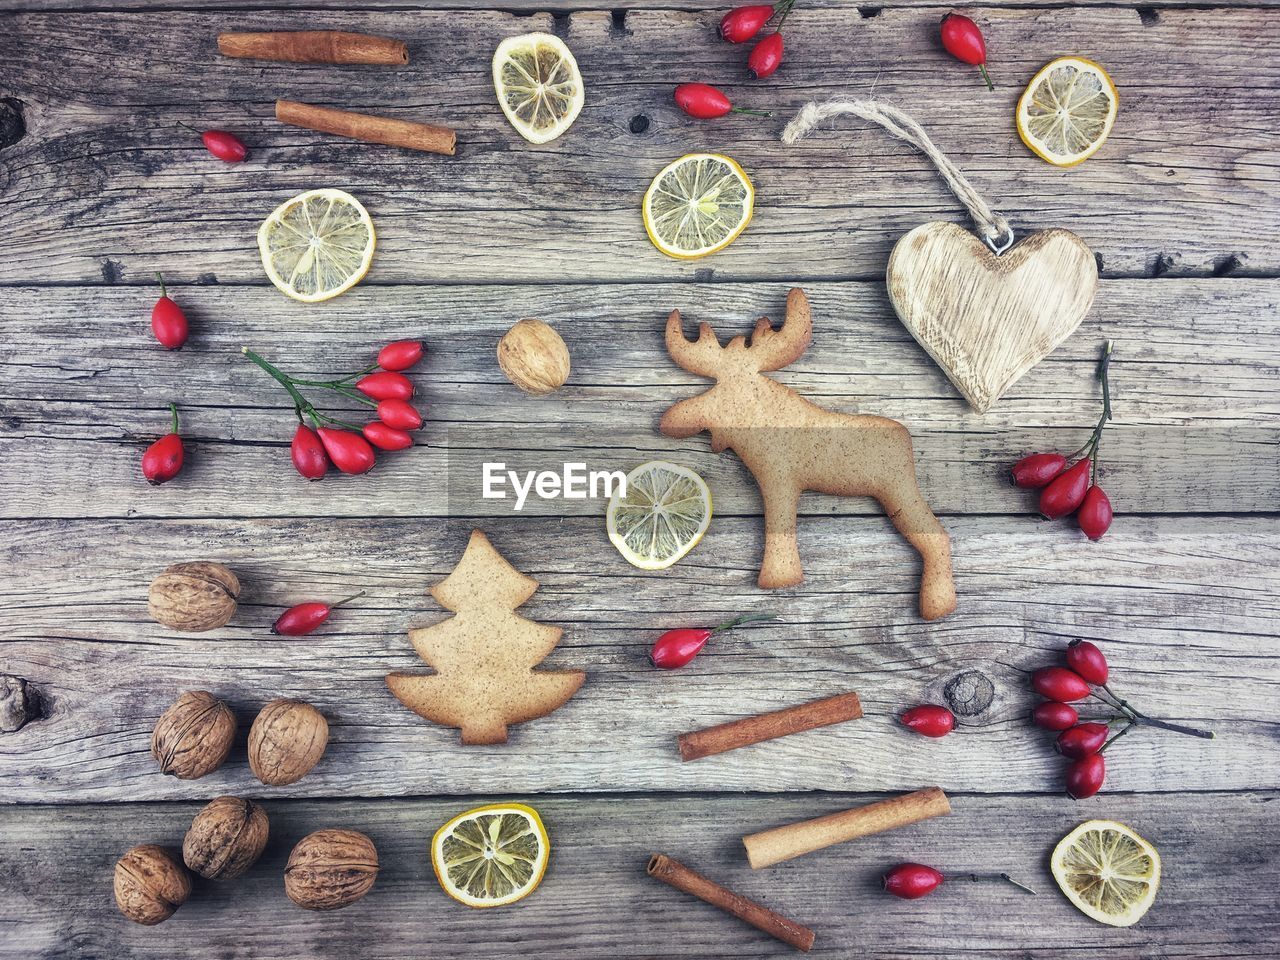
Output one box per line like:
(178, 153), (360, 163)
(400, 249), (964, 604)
(660, 288), (956, 620)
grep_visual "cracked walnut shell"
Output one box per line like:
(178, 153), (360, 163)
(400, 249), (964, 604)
(285, 828), (379, 910)
(151, 690), (236, 780)
(148, 561), (240, 632)
(114, 844), (191, 926)
(248, 699), (329, 786)
(497, 319), (570, 395)
(183, 796), (270, 881)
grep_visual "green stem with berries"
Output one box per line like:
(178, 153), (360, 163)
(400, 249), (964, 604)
(242, 348), (367, 431)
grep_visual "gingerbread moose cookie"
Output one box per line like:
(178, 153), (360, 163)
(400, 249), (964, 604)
(660, 288), (956, 621)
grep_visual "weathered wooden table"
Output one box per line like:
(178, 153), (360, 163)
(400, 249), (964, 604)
(2, 1), (1278, 957)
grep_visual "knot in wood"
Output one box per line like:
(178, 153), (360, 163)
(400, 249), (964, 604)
(0, 675), (43, 732)
(942, 669), (995, 717)
(0, 98), (26, 150)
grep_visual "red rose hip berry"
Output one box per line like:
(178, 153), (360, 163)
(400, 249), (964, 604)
(900, 704), (956, 738)
(316, 427), (376, 475)
(1040, 459), (1092, 519)
(141, 403), (185, 485)
(883, 863), (944, 899)
(1032, 701), (1079, 731)
(290, 424), (329, 480)
(1031, 666), (1091, 702)
(1011, 452), (1066, 489)
(1056, 722), (1109, 759)
(720, 4), (776, 43)
(1077, 485), (1113, 540)
(1066, 639), (1109, 685)
(1065, 753), (1106, 799)
(377, 340), (425, 372)
(150, 274), (190, 350)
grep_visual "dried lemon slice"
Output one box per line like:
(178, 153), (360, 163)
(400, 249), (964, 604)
(643, 153), (754, 259)
(432, 803), (550, 909)
(258, 189), (375, 303)
(492, 33), (584, 144)
(607, 461), (712, 570)
(1051, 819), (1161, 927)
(1017, 57), (1119, 167)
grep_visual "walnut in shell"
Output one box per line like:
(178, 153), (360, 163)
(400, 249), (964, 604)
(248, 699), (329, 786)
(114, 844), (192, 926)
(148, 561), (240, 632)
(497, 319), (570, 395)
(284, 828), (379, 911)
(183, 796), (270, 881)
(151, 690), (236, 780)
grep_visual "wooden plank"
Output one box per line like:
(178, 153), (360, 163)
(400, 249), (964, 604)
(6, 0), (1280, 11)
(1, 792), (1276, 958)
(2, 515), (1276, 802)
(1, 8), (1277, 283)
(1, 280), (1276, 519)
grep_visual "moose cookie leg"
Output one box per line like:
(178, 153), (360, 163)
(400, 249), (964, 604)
(759, 478), (804, 588)
(880, 485), (956, 621)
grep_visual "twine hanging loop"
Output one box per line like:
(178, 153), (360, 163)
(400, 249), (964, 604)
(782, 98), (1015, 255)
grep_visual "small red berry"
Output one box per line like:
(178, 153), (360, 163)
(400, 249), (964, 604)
(271, 592), (362, 636)
(1077, 486), (1113, 540)
(900, 704), (956, 738)
(363, 421), (414, 451)
(200, 130), (248, 162)
(1065, 753), (1106, 799)
(150, 274), (189, 350)
(720, 4), (775, 43)
(376, 399), (423, 431)
(1031, 666), (1091, 702)
(1032, 701), (1079, 731)
(1011, 452), (1066, 489)
(1040, 459), (1092, 519)
(377, 340), (425, 372)
(1066, 640), (1109, 685)
(1056, 722), (1109, 759)
(356, 371), (414, 402)
(141, 403), (184, 485)
(649, 627), (713, 669)
(748, 32), (784, 78)
(316, 427), (376, 475)
(939, 13), (993, 90)
(290, 424), (329, 480)
(883, 863), (944, 899)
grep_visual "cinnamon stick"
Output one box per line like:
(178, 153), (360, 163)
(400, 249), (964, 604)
(646, 854), (815, 953)
(218, 31), (409, 65)
(275, 100), (456, 157)
(678, 692), (862, 762)
(743, 786), (951, 869)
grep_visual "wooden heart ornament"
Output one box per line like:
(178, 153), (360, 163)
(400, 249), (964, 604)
(887, 221), (1098, 413)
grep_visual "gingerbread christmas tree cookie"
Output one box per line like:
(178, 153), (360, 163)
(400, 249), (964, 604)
(386, 530), (585, 744)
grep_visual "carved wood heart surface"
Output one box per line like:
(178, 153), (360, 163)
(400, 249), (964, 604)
(887, 221), (1099, 413)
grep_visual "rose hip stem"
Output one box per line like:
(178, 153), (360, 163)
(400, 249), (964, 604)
(1068, 340), (1114, 484)
(1090, 687), (1215, 739)
(947, 872), (1037, 895)
(241, 348), (371, 430)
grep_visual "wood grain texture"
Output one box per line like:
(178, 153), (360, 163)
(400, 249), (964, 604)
(0, 280), (1276, 520)
(887, 223), (1098, 413)
(1, 792), (1277, 959)
(1, 8), (1278, 282)
(2, 515), (1277, 802)
(6, 0), (1279, 10)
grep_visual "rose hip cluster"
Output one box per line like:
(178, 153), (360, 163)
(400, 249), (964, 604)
(672, 2), (795, 121)
(243, 341), (426, 479)
(1031, 640), (1213, 799)
(1012, 341), (1115, 540)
